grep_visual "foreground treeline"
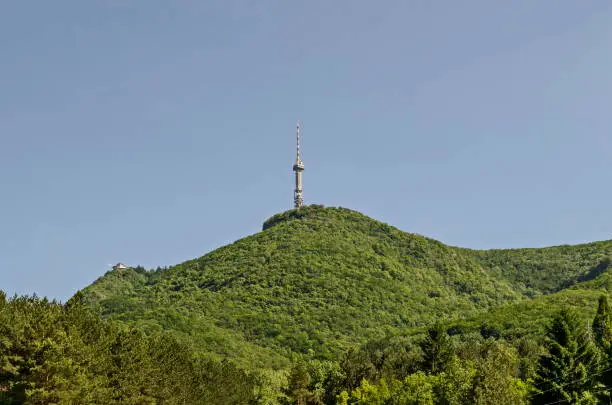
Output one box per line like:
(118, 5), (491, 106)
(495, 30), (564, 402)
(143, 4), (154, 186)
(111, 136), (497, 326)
(0, 291), (264, 404)
(283, 295), (612, 405)
(3, 291), (612, 404)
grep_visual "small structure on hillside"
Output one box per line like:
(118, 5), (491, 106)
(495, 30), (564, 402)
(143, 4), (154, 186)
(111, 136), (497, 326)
(112, 263), (128, 271)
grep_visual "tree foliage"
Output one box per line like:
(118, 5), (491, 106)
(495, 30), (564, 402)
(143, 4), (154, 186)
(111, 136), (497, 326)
(592, 295), (612, 351)
(533, 309), (601, 405)
(421, 324), (454, 375)
(5, 206), (612, 404)
(82, 206), (612, 367)
(0, 294), (261, 405)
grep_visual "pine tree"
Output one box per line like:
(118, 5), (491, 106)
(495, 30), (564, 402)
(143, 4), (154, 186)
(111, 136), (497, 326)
(591, 295), (612, 403)
(285, 360), (312, 405)
(592, 295), (612, 351)
(533, 308), (600, 405)
(421, 324), (454, 375)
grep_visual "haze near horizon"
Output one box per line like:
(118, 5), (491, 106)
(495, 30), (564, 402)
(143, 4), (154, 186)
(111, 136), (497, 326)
(1, 1), (611, 300)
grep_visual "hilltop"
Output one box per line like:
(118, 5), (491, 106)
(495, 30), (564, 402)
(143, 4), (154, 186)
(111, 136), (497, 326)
(82, 205), (612, 368)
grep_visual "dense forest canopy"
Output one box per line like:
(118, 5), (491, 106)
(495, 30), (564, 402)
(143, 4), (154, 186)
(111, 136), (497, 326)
(83, 206), (612, 363)
(4, 205), (612, 404)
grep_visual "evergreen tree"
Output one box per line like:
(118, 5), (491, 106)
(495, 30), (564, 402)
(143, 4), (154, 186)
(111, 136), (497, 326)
(0, 292), (260, 405)
(591, 295), (612, 403)
(421, 324), (454, 375)
(285, 360), (312, 405)
(533, 308), (600, 405)
(340, 347), (379, 390)
(592, 295), (612, 351)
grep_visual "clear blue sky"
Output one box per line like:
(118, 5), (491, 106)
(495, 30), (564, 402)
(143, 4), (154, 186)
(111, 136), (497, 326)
(1, 1), (611, 301)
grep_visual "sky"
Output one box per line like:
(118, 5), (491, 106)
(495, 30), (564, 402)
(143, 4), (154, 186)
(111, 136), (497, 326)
(1, 1), (612, 301)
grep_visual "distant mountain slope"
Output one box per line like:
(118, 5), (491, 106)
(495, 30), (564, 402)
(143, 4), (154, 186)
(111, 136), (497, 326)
(444, 265), (612, 342)
(81, 205), (612, 368)
(472, 243), (612, 294)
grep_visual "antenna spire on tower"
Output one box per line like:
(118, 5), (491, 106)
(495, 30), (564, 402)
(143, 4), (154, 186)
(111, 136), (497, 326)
(296, 121), (301, 162)
(293, 121), (305, 209)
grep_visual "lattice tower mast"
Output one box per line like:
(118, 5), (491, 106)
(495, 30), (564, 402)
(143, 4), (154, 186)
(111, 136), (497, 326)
(293, 121), (305, 209)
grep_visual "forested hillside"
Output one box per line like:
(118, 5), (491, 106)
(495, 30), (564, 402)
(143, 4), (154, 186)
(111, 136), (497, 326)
(83, 206), (527, 364)
(5, 205), (612, 404)
(83, 205), (612, 365)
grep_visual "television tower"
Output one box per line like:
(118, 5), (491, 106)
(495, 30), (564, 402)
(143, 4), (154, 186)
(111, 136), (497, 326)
(293, 121), (305, 209)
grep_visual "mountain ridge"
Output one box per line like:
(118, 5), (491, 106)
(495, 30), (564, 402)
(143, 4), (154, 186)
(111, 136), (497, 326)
(82, 205), (612, 369)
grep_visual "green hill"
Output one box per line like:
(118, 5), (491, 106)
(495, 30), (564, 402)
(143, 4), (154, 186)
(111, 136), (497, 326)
(445, 258), (612, 340)
(81, 205), (612, 369)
